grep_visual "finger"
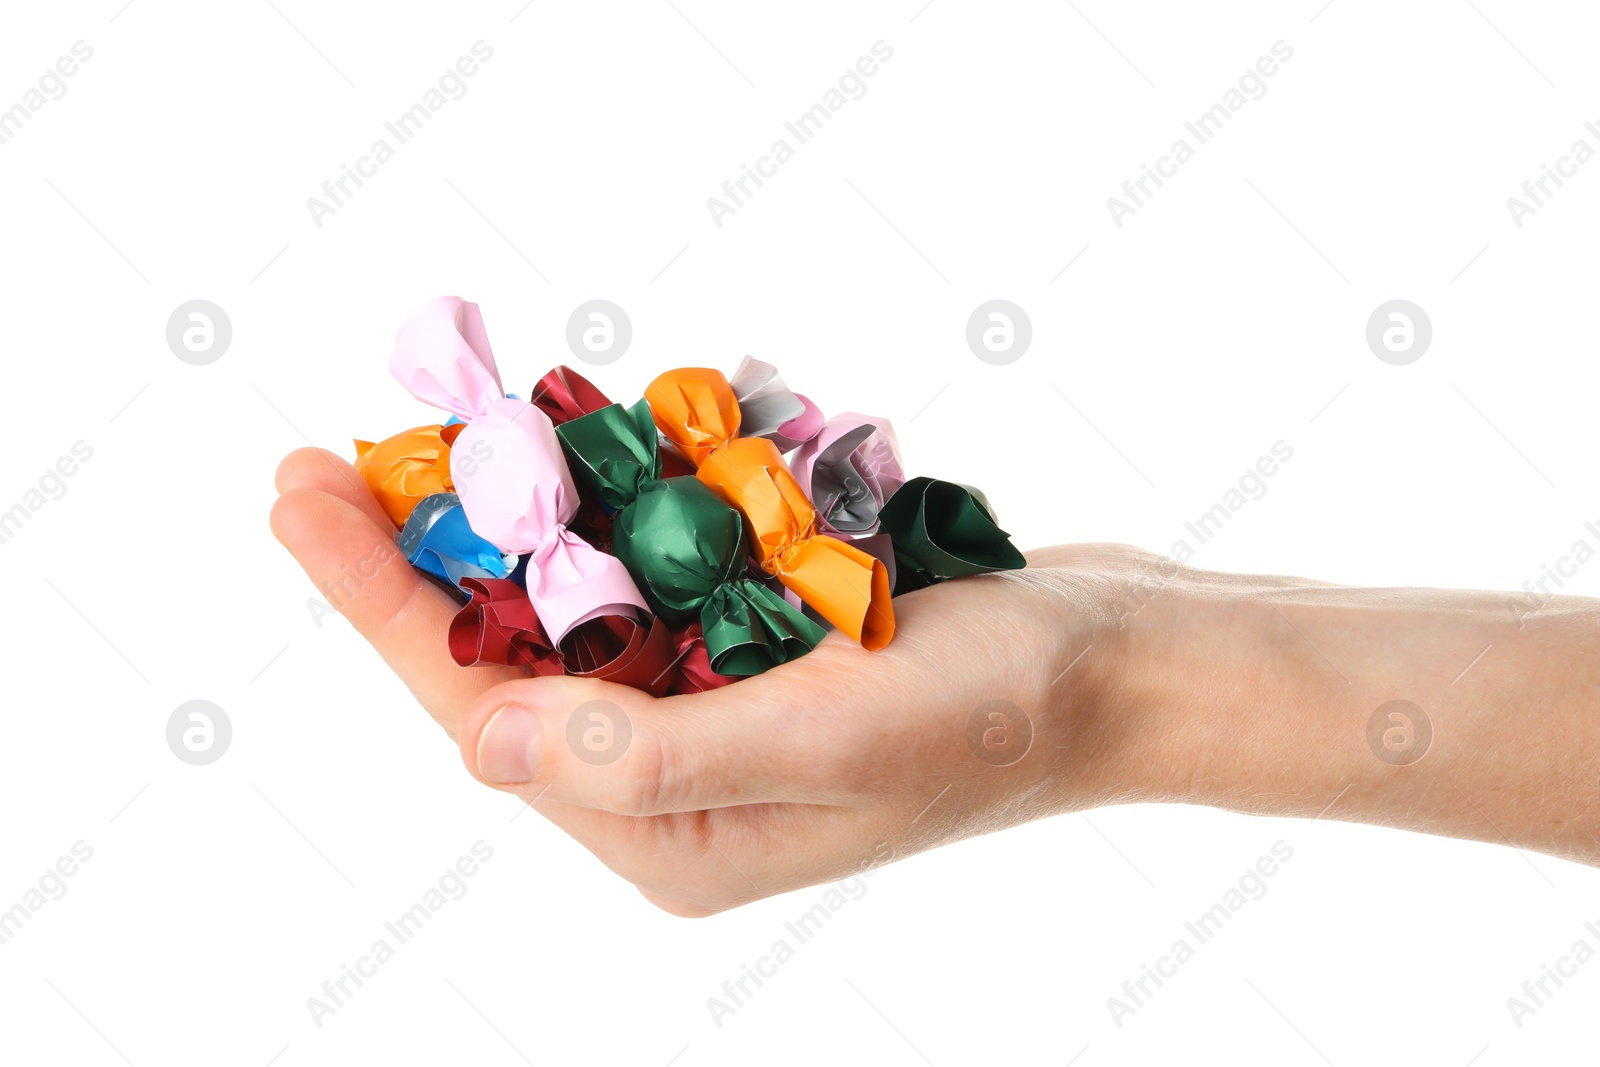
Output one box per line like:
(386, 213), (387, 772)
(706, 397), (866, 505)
(521, 763), (930, 916)
(518, 796), (788, 915)
(632, 803), (909, 916)
(269, 487), (526, 734)
(572, 798), (905, 917)
(275, 447), (392, 532)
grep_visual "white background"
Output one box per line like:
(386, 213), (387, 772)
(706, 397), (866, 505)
(2, 0), (1598, 1063)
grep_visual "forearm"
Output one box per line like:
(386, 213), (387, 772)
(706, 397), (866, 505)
(1100, 563), (1600, 864)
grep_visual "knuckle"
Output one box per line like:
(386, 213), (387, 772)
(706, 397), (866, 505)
(599, 730), (674, 815)
(604, 812), (751, 911)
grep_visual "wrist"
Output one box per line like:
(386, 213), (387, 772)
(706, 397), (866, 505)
(1042, 555), (1332, 812)
(1026, 548), (1208, 810)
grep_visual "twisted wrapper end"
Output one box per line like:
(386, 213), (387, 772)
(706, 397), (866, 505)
(352, 424), (456, 528)
(728, 356), (805, 438)
(531, 365), (612, 426)
(644, 368), (741, 467)
(449, 578), (564, 673)
(560, 613), (683, 696)
(521, 524), (647, 645)
(702, 578), (827, 675)
(727, 356), (829, 451)
(766, 393), (825, 453)
(554, 400), (661, 513)
(390, 296), (504, 420)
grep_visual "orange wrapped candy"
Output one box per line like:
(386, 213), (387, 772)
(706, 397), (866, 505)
(644, 368), (894, 650)
(353, 423), (462, 528)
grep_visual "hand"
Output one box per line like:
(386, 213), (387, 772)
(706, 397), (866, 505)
(269, 447), (1145, 915)
(275, 444), (1600, 909)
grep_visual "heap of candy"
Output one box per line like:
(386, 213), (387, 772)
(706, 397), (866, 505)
(353, 296), (1026, 695)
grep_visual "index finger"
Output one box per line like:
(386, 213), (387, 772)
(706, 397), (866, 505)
(270, 455), (527, 736)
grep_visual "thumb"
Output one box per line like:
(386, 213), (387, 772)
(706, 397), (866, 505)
(455, 667), (855, 815)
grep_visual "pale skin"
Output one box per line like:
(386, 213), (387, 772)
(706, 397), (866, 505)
(271, 447), (1600, 915)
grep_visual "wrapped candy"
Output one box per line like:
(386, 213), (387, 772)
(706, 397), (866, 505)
(791, 413), (905, 539)
(389, 296), (648, 643)
(878, 477), (1027, 594)
(397, 492), (512, 588)
(643, 368), (895, 650)
(353, 424), (459, 528)
(556, 399), (825, 676)
(448, 577), (687, 696)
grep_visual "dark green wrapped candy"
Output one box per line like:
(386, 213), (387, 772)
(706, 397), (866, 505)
(878, 476), (1027, 595)
(557, 400), (825, 676)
